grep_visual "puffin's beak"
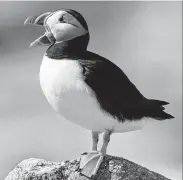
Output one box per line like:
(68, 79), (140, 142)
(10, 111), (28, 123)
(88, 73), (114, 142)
(24, 12), (51, 26)
(24, 12), (55, 47)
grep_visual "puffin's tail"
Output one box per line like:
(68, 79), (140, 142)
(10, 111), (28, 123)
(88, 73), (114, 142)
(145, 99), (174, 120)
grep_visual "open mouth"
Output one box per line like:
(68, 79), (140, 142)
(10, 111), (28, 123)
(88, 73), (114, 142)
(24, 12), (57, 47)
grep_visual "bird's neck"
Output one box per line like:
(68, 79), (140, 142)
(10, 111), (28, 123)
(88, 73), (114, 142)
(46, 33), (89, 59)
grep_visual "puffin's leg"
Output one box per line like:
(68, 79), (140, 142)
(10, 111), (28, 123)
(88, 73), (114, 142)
(91, 129), (111, 176)
(81, 131), (99, 155)
(80, 130), (112, 178)
(80, 131), (100, 172)
(92, 131), (99, 151)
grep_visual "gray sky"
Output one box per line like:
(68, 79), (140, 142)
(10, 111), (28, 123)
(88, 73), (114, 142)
(0, 2), (182, 180)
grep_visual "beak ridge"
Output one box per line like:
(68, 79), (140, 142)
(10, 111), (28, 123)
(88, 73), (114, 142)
(24, 12), (51, 26)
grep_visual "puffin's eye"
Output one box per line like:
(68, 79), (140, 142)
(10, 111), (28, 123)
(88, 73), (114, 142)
(58, 16), (65, 22)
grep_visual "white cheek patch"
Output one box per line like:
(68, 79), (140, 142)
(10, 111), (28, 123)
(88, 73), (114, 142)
(53, 23), (88, 42)
(45, 11), (88, 42)
(63, 13), (84, 29)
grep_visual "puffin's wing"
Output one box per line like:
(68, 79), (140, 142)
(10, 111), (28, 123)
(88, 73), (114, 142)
(79, 51), (146, 121)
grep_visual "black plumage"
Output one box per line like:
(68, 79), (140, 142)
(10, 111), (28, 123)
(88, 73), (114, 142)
(79, 52), (174, 122)
(46, 33), (89, 59)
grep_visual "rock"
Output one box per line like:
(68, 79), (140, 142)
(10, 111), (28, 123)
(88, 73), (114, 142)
(5, 154), (171, 180)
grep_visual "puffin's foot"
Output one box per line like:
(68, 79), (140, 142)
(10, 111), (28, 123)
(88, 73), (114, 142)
(79, 151), (104, 178)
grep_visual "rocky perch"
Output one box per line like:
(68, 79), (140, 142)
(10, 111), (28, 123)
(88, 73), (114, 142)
(5, 154), (171, 180)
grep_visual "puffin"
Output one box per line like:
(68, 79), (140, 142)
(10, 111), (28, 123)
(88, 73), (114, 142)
(24, 9), (174, 178)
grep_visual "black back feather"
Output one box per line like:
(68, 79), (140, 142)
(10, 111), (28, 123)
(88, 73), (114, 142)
(78, 52), (174, 122)
(78, 52), (147, 122)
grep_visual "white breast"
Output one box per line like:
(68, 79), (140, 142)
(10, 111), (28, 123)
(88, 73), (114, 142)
(39, 55), (146, 133)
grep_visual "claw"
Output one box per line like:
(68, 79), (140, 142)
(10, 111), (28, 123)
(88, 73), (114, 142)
(80, 172), (96, 180)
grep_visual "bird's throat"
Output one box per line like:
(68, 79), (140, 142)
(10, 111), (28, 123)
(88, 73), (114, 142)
(46, 33), (90, 59)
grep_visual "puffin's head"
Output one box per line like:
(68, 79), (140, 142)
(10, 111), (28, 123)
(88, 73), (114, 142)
(24, 9), (89, 47)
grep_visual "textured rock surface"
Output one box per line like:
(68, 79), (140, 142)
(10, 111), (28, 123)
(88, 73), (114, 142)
(5, 154), (171, 180)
